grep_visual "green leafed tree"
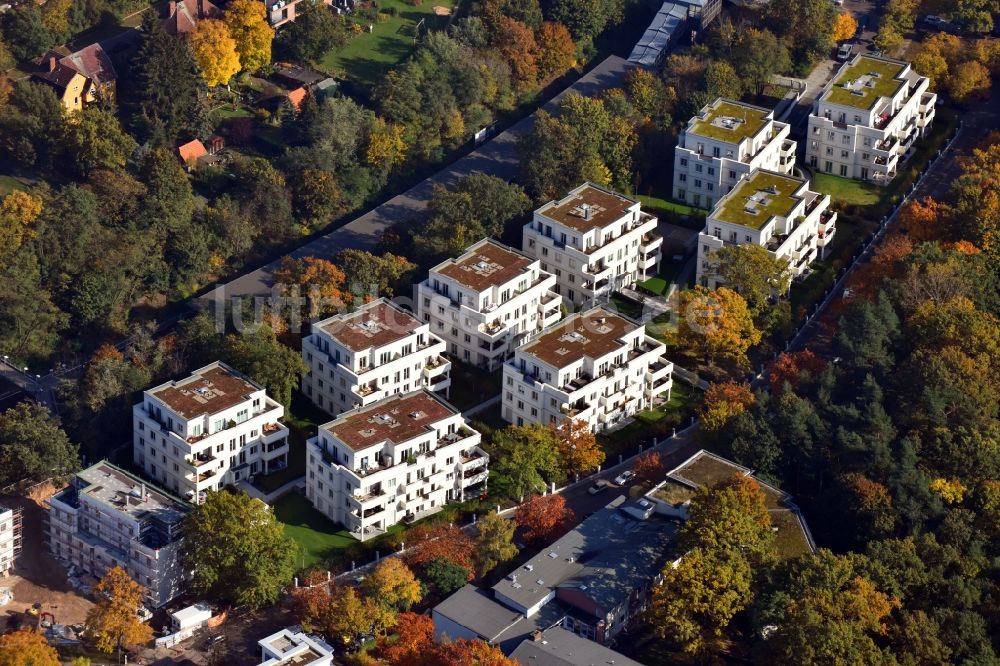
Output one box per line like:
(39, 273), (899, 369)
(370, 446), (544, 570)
(488, 423), (561, 498)
(474, 513), (518, 575)
(180, 489), (298, 609)
(0, 402), (78, 487)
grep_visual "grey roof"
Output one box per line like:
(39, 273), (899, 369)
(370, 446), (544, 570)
(510, 627), (645, 666)
(75, 461), (189, 524)
(433, 585), (524, 643)
(493, 496), (676, 615)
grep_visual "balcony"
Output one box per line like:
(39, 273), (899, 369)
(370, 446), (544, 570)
(352, 487), (387, 506)
(460, 447), (489, 470)
(438, 427), (476, 448)
(186, 452), (217, 468)
(560, 374), (593, 394)
(639, 231), (663, 249)
(645, 358), (672, 381)
(480, 319), (507, 337)
(462, 469), (488, 486)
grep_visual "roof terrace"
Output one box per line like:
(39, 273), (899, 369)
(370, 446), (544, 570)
(712, 170), (803, 230)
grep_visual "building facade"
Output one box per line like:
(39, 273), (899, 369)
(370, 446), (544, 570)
(501, 308), (673, 432)
(46, 462), (189, 607)
(673, 98), (796, 209)
(695, 169), (836, 288)
(0, 505), (22, 577)
(133, 362), (290, 505)
(305, 390), (487, 541)
(522, 184), (663, 307)
(806, 54), (935, 183)
(258, 627), (335, 666)
(301, 298), (450, 417)
(415, 239), (562, 371)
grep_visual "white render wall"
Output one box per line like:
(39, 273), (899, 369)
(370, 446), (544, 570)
(522, 189), (663, 307)
(415, 241), (562, 371)
(132, 363), (290, 504)
(304, 396), (488, 541)
(0, 506), (20, 576)
(301, 304), (450, 416)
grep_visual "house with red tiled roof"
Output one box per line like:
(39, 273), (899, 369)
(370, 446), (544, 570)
(178, 139), (208, 166)
(163, 0), (221, 37)
(33, 43), (117, 112)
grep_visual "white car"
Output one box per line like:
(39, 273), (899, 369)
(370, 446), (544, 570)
(613, 471), (635, 486)
(837, 43), (853, 61)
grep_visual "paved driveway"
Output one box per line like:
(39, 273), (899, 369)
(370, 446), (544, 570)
(205, 56), (634, 301)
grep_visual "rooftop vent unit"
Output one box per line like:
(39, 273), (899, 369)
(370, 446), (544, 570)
(547, 551), (558, 558)
(536, 579), (544, 585)
(524, 564), (534, 571)
(745, 205), (758, 215)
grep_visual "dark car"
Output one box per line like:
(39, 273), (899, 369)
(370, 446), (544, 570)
(588, 482), (608, 495)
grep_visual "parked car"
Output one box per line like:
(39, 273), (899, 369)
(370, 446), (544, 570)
(837, 43), (853, 61)
(588, 482), (607, 495)
(613, 470), (635, 486)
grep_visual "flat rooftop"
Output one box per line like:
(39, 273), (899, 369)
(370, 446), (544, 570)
(323, 390), (460, 451)
(75, 461), (189, 524)
(259, 627), (333, 666)
(151, 362), (261, 419)
(433, 585), (523, 643)
(317, 299), (421, 352)
(435, 240), (533, 292)
(713, 170), (803, 230)
(688, 99), (771, 143)
(493, 495), (676, 614)
(509, 627), (644, 666)
(519, 308), (637, 369)
(536, 183), (637, 233)
(823, 55), (908, 110)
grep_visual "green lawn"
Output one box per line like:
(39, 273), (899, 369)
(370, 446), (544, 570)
(273, 492), (356, 570)
(610, 293), (643, 319)
(322, 0), (455, 87)
(0, 174), (27, 196)
(638, 260), (686, 296)
(811, 173), (882, 207)
(637, 194), (701, 217)
(253, 392), (330, 493)
(598, 382), (701, 459)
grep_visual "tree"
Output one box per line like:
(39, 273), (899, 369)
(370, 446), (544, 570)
(832, 12), (858, 41)
(548, 0), (606, 39)
(190, 19), (240, 87)
(180, 490), (297, 609)
(282, 2), (348, 64)
(224, 0), (273, 72)
(365, 120), (406, 171)
(291, 169), (343, 232)
(474, 513), (518, 575)
(679, 474), (774, 561)
(335, 249), (416, 298)
(490, 424), (561, 498)
(0, 4), (54, 62)
(364, 558), (422, 611)
(423, 557), (470, 596)
(84, 566), (152, 655)
(704, 60), (743, 99)
(949, 60), (991, 102)
(404, 523), (476, 574)
(0, 630), (60, 666)
(322, 585), (396, 646)
(272, 255), (349, 318)
(711, 243), (791, 317)
(764, 0), (836, 71)
(624, 67), (674, 124)
(536, 21), (575, 79)
(516, 493), (574, 546)
(633, 451), (664, 486)
(429, 639), (517, 666)
(736, 29), (791, 95)
(127, 12), (207, 146)
(224, 326), (307, 410)
(0, 190), (42, 265)
(768, 350), (825, 395)
(896, 197), (945, 244)
(0, 402), (78, 488)
(699, 381), (755, 432)
(676, 286), (762, 368)
(379, 612), (434, 665)
(60, 107), (138, 177)
(40, 0), (72, 43)
(875, 26), (904, 54)
(552, 418), (604, 477)
(494, 18), (538, 91)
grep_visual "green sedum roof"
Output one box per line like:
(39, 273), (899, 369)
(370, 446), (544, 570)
(823, 56), (907, 110)
(688, 99), (771, 143)
(713, 170), (802, 230)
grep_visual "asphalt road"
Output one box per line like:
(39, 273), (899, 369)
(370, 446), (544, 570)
(205, 55), (634, 301)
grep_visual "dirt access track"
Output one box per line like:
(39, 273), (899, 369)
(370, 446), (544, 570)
(0, 484), (94, 630)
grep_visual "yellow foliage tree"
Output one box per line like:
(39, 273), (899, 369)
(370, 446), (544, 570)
(0, 629), (60, 666)
(930, 477), (967, 504)
(366, 122), (406, 170)
(0, 190), (42, 265)
(190, 19), (241, 87)
(676, 286), (762, 368)
(832, 12), (858, 42)
(224, 0), (274, 73)
(950, 60), (991, 102)
(364, 557), (422, 611)
(84, 566), (153, 655)
(551, 418), (605, 477)
(699, 381), (755, 432)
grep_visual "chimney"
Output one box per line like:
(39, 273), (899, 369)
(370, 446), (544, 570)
(48, 56), (58, 72)
(531, 630), (543, 642)
(141, 483), (148, 501)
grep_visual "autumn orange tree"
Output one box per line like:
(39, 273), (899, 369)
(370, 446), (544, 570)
(767, 350), (826, 395)
(428, 638), (518, 665)
(536, 21), (575, 79)
(272, 255), (350, 318)
(832, 12), (858, 41)
(551, 418), (605, 477)
(676, 286), (761, 369)
(516, 493), (574, 546)
(84, 566), (153, 656)
(897, 197), (947, 244)
(403, 523), (476, 575)
(378, 612), (434, 665)
(0, 629), (60, 666)
(632, 451), (664, 486)
(364, 557), (423, 611)
(699, 381), (754, 432)
(494, 17), (539, 92)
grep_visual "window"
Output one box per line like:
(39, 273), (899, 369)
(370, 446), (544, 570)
(840, 164), (848, 176)
(862, 152), (870, 160)
(706, 183), (714, 191)
(826, 147), (833, 155)
(842, 134), (850, 144)
(679, 158), (688, 167)
(677, 189), (686, 200)
(707, 167), (715, 176)
(729, 170), (736, 179)
(841, 150), (849, 158)
(825, 161), (833, 173)
(695, 164), (703, 173)
(678, 173), (687, 182)
(694, 179), (702, 188)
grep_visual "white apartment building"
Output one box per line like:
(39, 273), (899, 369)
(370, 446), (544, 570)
(522, 183), (663, 307)
(47, 462), (189, 607)
(259, 626), (334, 666)
(301, 298), (450, 416)
(133, 362), (290, 505)
(806, 54), (935, 182)
(696, 169), (836, 288)
(415, 239), (562, 371)
(673, 98), (796, 209)
(501, 308), (673, 432)
(305, 390), (488, 541)
(0, 504), (22, 576)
